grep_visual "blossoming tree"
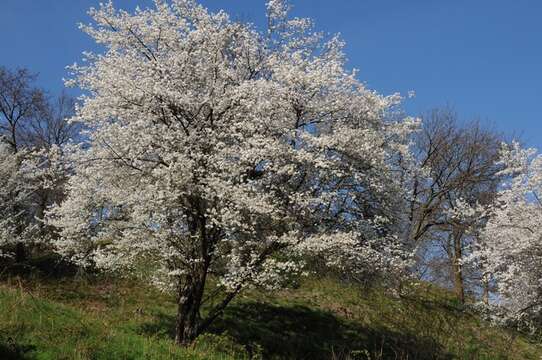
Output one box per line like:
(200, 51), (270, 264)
(0, 144), (32, 258)
(473, 142), (542, 326)
(49, 0), (417, 344)
(0, 66), (77, 261)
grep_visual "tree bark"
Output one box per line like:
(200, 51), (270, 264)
(14, 242), (26, 263)
(451, 228), (465, 303)
(172, 202), (279, 345)
(174, 207), (210, 345)
(174, 273), (206, 345)
(482, 273), (490, 305)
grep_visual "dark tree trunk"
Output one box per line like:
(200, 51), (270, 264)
(172, 200), (265, 345)
(15, 242), (26, 263)
(482, 282), (489, 305)
(174, 274), (206, 345)
(482, 273), (490, 305)
(451, 229), (465, 303)
(174, 206), (210, 345)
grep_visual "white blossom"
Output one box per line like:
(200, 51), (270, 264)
(47, 0), (416, 342)
(472, 142), (542, 327)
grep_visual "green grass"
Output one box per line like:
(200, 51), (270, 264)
(0, 282), (245, 359)
(1, 270), (541, 359)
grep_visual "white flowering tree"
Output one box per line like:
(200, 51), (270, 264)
(473, 142), (542, 326)
(49, 0), (417, 344)
(0, 142), (70, 259)
(0, 144), (33, 258)
(0, 66), (77, 261)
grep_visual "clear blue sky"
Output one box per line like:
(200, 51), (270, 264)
(2, 0), (541, 148)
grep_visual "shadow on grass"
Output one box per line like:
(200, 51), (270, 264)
(0, 340), (35, 360)
(139, 301), (453, 360)
(0, 253), (78, 280)
(402, 294), (466, 315)
(139, 310), (177, 339)
(214, 302), (453, 359)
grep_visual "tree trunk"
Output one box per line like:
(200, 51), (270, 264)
(174, 272), (206, 345)
(35, 192), (48, 231)
(15, 242), (26, 263)
(173, 204), (246, 345)
(451, 228), (465, 303)
(482, 273), (490, 305)
(174, 207), (211, 345)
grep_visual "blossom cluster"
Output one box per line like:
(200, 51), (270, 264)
(47, 0), (417, 293)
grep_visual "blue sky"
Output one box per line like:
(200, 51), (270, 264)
(2, 0), (541, 147)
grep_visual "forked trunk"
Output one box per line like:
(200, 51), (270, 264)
(173, 207), (244, 345)
(174, 274), (206, 345)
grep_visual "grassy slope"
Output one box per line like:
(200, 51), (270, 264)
(0, 273), (541, 360)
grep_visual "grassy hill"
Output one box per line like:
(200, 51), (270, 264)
(1, 267), (541, 359)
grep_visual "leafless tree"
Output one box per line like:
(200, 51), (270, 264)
(0, 67), (46, 152)
(408, 107), (505, 303)
(0, 66), (78, 262)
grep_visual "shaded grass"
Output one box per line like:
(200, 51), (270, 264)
(0, 259), (541, 359)
(212, 302), (451, 359)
